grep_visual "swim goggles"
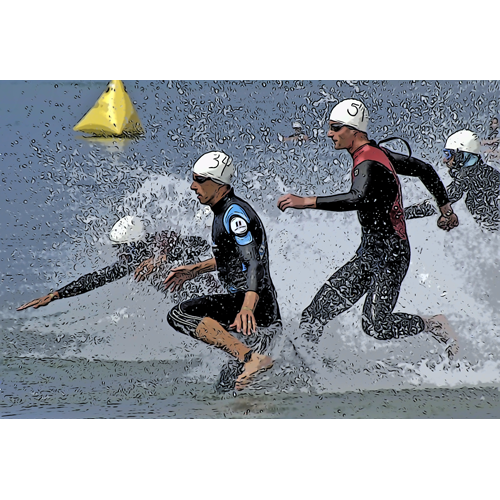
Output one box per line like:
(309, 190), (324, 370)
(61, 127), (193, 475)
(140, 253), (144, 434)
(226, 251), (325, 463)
(330, 123), (346, 132)
(443, 149), (455, 160)
(193, 175), (210, 184)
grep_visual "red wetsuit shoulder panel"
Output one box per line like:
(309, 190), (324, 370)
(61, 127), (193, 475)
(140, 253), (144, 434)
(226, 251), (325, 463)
(352, 144), (408, 240)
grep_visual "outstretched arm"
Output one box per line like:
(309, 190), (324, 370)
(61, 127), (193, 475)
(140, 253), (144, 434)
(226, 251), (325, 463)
(277, 194), (317, 211)
(17, 259), (131, 311)
(163, 257), (217, 292)
(135, 254), (167, 281)
(136, 234), (211, 281)
(56, 260), (131, 298)
(278, 161), (376, 213)
(17, 290), (60, 311)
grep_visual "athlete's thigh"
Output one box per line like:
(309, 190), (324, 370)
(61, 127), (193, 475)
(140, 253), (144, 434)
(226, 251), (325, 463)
(304, 252), (372, 321)
(180, 293), (244, 326)
(362, 244), (410, 321)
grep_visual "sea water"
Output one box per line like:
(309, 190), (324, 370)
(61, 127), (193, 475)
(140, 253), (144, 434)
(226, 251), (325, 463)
(1, 80), (500, 418)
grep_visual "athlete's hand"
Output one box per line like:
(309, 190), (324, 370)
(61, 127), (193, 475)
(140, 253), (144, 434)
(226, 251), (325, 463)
(163, 265), (196, 292)
(17, 291), (60, 311)
(134, 257), (162, 281)
(437, 213), (459, 231)
(277, 194), (316, 212)
(230, 308), (257, 336)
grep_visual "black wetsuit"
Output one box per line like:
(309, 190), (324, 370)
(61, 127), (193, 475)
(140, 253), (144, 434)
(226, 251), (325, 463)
(405, 158), (500, 231)
(301, 142), (450, 341)
(168, 189), (281, 336)
(57, 232), (211, 298)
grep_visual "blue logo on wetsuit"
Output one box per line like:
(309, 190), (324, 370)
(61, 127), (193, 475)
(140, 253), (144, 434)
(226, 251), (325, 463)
(223, 204), (253, 245)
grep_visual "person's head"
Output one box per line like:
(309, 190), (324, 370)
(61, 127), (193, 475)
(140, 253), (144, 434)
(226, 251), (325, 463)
(292, 121), (302, 132)
(327, 99), (369, 150)
(443, 129), (481, 171)
(109, 216), (145, 251)
(490, 117), (499, 130)
(191, 151), (234, 206)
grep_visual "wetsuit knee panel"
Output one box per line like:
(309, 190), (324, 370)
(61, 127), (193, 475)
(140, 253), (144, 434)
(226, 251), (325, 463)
(361, 316), (392, 340)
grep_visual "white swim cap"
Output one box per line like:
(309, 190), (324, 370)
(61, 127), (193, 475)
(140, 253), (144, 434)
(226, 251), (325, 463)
(293, 122), (302, 129)
(109, 216), (145, 244)
(445, 129), (480, 155)
(193, 151), (234, 185)
(329, 99), (369, 133)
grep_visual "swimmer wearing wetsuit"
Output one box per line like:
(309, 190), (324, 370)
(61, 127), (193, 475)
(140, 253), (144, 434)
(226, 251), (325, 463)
(56, 232), (186, 298)
(278, 99), (458, 352)
(405, 129), (500, 232)
(165, 152), (281, 391)
(168, 188), (280, 333)
(17, 217), (211, 310)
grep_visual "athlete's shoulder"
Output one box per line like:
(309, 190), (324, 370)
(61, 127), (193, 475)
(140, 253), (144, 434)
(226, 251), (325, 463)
(222, 202), (256, 245)
(230, 192), (257, 212)
(354, 144), (390, 166)
(223, 203), (252, 231)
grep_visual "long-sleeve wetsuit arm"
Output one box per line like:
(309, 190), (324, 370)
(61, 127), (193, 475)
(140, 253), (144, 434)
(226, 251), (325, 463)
(315, 161), (377, 211)
(384, 149), (450, 207)
(404, 199), (438, 219)
(57, 258), (132, 299)
(443, 179), (465, 205)
(237, 242), (265, 294)
(405, 179), (464, 219)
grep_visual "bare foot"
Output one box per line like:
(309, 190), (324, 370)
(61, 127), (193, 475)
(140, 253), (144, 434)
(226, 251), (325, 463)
(235, 353), (273, 391)
(423, 314), (459, 359)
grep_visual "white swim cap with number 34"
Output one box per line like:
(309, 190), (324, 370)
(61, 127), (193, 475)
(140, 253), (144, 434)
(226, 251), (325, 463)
(193, 151), (234, 185)
(329, 99), (369, 133)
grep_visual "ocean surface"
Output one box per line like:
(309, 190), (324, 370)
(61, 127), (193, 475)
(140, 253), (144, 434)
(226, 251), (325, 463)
(1, 80), (500, 418)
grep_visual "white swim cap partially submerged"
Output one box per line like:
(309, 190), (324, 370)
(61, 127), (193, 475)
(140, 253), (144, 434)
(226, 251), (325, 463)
(445, 129), (480, 154)
(329, 99), (369, 133)
(193, 151), (234, 185)
(109, 216), (145, 244)
(293, 122), (302, 129)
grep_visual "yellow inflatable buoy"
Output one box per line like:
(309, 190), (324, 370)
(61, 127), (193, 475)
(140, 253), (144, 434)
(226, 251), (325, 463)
(73, 80), (144, 137)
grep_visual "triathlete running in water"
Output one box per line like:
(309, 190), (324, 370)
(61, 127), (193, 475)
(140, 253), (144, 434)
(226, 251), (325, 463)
(165, 151), (281, 392)
(277, 99), (459, 358)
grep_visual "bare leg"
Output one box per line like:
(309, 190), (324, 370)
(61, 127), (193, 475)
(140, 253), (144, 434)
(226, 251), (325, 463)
(195, 317), (252, 360)
(423, 314), (459, 359)
(195, 317), (273, 390)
